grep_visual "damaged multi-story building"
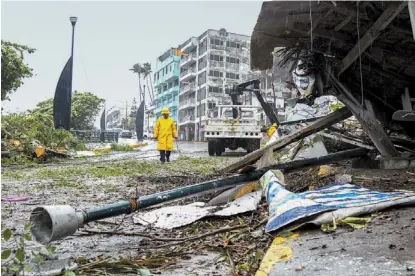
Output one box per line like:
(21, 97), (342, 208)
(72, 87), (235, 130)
(177, 28), (257, 141)
(153, 48), (181, 123)
(151, 29), (294, 141)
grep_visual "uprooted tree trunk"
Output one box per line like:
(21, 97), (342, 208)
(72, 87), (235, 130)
(329, 74), (399, 157)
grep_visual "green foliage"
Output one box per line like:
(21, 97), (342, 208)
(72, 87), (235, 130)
(129, 98), (138, 117)
(1, 223), (66, 275)
(1, 41), (35, 101)
(30, 91), (105, 130)
(329, 102), (345, 112)
(1, 223), (36, 274)
(128, 117), (136, 131)
(110, 143), (135, 151)
(1, 112), (81, 155)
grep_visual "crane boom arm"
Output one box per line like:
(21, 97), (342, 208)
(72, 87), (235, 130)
(230, 79), (280, 125)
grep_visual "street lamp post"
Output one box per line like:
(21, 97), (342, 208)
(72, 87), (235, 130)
(69, 16), (77, 129)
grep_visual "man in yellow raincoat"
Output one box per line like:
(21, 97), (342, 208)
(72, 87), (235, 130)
(267, 123), (278, 138)
(154, 107), (178, 163)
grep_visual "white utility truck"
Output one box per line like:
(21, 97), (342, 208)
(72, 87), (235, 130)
(204, 79), (281, 156)
(205, 105), (262, 156)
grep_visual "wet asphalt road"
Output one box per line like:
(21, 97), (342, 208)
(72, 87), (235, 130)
(88, 139), (246, 163)
(270, 207), (415, 276)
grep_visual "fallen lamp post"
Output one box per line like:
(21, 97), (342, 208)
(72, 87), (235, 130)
(30, 147), (368, 244)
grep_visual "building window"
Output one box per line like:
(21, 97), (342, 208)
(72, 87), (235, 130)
(170, 65), (172, 72)
(208, 102), (216, 110)
(199, 39), (207, 55)
(199, 56), (207, 70)
(210, 38), (224, 46)
(208, 86), (223, 93)
(198, 71), (206, 85)
(209, 70), (223, 78)
(225, 57), (240, 64)
(226, 41), (240, 49)
(197, 103), (206, 117)
(209, 54), (223, 62)
(174, 79), (179, 87)
(197, 87), (206, 101)
(226, 72), (239, 80)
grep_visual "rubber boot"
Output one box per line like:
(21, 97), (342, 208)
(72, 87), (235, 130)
(160, 150), (166, 164)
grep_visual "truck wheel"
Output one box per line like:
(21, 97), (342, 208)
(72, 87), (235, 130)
(215, 146), (222, 156)
(253, 139), (261, 151)
(246, 140), (260, 154)
(208, 141), (215, 156)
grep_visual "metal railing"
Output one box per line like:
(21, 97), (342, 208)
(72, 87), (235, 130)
(209, 61), (225, 68)
(179, 99), (196, 109)
(71, 130), (119, 143)
(180, 67), (197, 78)
(180, 82), (196, 94)
(180, 53), (196, 64)
(179, 115), (195, 123)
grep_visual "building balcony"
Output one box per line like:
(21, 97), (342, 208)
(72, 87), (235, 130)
(167, 101), (178, 109)
(209, 61), (225, 69)
(180, 67), (197, 82)
(179, 99), (196, 110)
(225, 63), (240, 71)
(179, 82), (196, 95)
(210, 44), (225, 51)
(207, 92), (223, 99)
(180, 53), (197, 69)
(179, 115), (196, 125)
(181, 37), (198, 54)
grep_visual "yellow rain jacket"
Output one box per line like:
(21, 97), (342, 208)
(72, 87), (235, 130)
(267, 124), (277, 138)
(154, 117), (178, 151)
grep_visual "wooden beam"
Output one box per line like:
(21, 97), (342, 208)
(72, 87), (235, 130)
(308, 8), (334, 34)
(329, 75), (399, 157)
(334, 2), (370, 32)
(294, 22), (352, 42)
(339, 1), (408, 75)
(334, 13), (355, 31)
(322, 132), (375, 150)
(220, 106), (352, 174)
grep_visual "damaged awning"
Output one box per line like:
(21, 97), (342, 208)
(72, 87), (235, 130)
(251, 1), (415, 73)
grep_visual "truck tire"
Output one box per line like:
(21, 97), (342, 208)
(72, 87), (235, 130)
(208, 141), (215, 156)
(246, 140), (260, 153)
(215, 146), (222, 156)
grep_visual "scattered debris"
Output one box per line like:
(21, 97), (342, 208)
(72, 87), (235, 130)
(295, 265), (305, 271)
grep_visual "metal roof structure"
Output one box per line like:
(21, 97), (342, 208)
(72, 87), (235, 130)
(250, 1), (415, 141)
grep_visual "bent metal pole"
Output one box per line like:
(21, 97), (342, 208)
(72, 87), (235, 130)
(30, 147), (368, 244)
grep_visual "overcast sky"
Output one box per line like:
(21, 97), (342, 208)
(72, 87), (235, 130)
(1, 1), (262, 116)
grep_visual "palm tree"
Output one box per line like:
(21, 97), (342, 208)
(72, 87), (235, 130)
(129, 63), (145, 102)
(142, 62), (155, 104)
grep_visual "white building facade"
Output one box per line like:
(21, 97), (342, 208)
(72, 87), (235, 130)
(178, 28), (255, 141)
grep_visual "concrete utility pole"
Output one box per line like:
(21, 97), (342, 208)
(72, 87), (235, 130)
(68, 17), (77, 129)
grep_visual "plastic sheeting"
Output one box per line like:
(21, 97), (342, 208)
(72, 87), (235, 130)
(292, 60), (315, 97)
(261, 170), (415, 233)
(133, 183), (262, 229)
